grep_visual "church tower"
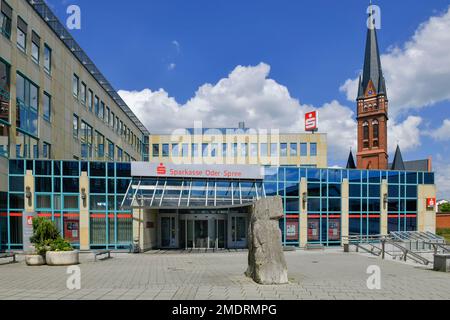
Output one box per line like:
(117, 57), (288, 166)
(356, 6), (389, 170)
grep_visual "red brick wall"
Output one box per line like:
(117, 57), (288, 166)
(437, 213), (450, 229)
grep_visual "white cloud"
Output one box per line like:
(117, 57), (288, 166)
(388, 116), (423, 153)
(435, 155), (450, 199)
(340, 6), (450, 117)
(428, 119), (450, 141)
(172, 40), (180, 53)
(119, 63), (357, 161)
(168, 63), (176, 71)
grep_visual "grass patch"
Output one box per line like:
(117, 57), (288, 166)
(436, 229), (450, 243)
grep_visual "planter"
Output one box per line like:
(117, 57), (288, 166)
(46, 251), (79, 266)
(25, 255), (46, 266)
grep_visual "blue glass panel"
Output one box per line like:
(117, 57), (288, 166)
(329, 199), (341, 212)
(116, 179), (130, 194)
(349, 199), (361, 212)
(285, 198), (299, 212)
(406, 185), (417, 198)
(63, 178), (79, 193)
(368, 171), (381, 183)
(406, 200), (417, 212)
(35, 161), (52, 175)
(307, 169), (320, 182)
(388, 171), (399, 184)
(116, 163), (131, 177)
(90, 162), (106, 177)
(368, 199), (380, 212)
(264, 182), (277, 196)
(285, 182), (299, 197)
(35, 177), (51, 192)
(349, 170), (361, 183)
(369, 184), (380, 197)
(328, 184), (341, 197)
(307, 183), (320, 197)
(9, 160), (24, 175)
(388, 199), (399, 212)
(308, 198), (320, 212)
(264, 167), (278, 181)
(328, 169), (341, 183)
(349, 184), (361, 197)
(278, 168), (285, 181)
(63, 162), (79, 176)
(285, 168), (299, 181)
(90, 178), (106, 193)
(388, 185), (399, 198)
(9, 176), (24, 192)
(53, 161), (61, 175)
(424, 173), (434, 185)
(406, 172), (417, 184)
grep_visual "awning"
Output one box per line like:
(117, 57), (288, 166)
(121, 178), (265, 210)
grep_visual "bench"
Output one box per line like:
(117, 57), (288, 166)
(0, 252), (16, 264)
(94, 250), (111, 261)
(304, 243), (325, 251)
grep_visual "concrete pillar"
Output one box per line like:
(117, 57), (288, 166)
(418, 184), (437, 233)
(79, 172), (90, 251)
(341, 179), (349, 245)
(380, 179), (388, 235)
(299, 177), (308, 248)
(133, 207), (143, 252)
(24, 170), (34, 212)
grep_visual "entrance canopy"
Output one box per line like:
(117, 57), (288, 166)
(121, 178), (265, 209)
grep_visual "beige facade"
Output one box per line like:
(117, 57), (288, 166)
(0, 0), (148, 192)
(149, 131), (327, 168)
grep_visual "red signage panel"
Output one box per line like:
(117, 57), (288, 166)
(305, 111), (318, 132)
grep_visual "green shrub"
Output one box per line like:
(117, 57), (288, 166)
(29, 217), (73, 255)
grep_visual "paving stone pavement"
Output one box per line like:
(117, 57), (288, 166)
(0, 249), (449, 300)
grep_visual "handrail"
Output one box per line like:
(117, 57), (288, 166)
(384, 239), (431, 265)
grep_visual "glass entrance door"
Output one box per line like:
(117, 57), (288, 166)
(180, 214), (227, 249)
(229, 215), (247, 248)
(159, 214), (178, 248)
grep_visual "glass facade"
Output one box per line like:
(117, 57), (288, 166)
(0, 160), (435, 251)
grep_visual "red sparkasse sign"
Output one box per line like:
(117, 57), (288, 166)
(426, 198), (436, 208)
(305, 111), (318, 131)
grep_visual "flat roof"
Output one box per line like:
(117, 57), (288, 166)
(27, 0), (150, 136)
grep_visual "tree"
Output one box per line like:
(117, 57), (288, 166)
(440, 203), (450, 213)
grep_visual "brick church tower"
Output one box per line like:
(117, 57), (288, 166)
(356, 8), (389, 170)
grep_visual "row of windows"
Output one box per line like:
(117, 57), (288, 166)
(362, 119), (380, 149)
(72, 115), (135, 162)
(152, 142), (318, 158)
(72, 73), (143, 155)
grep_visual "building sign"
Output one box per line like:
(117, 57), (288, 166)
(22, 212), (36, 252)
(286, 221), (299, 241)
(305, 111), (318, 132)
(427, 198), (436, 209)
(131, 162), (264, 180)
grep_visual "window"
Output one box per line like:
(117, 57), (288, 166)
(310, 143), (317, 157)
(31, 31), (40, 63)
(152, 144), (160, 157)
(260, 143), (268, 157)
(87, 89), (93, 111)
(192, 144), (198, 157)
(172, 143), (179, 157)
(16, 73), (38, 135)
(372, 119), (379, 148)
(73, 114), (79, 138)
(280, 143), (288, 157)
(99, 101), (104, 120)
(211, 143), (218, 157)
(80, 121), (93, 159)
(290, 143), (298, 156)
(250, 143), (258, 157)
(43, 92), (51, 121)
(107, 140), (114, 160)
(16, 131), (38, 159)
(202, 143), (208, 157)
(73, 74), (79, 98)
(241, 143), (248, 157)
(43, 142), (50, 159)
(94, 95), (99, 116)
(363, 121), (369, 148)
(116, 147), (123, 162)
(270, 143), (278, 157)
(111, 112), (115, 128)
(43, 44), (51, 73)
(162, 144), (169, 157)
(16, 16), (27, 52)
(182, 144), (188, 157)
(115, 116), (119, 133)
(96, 131), (104, 158)
(80, 82), (86, 105)
(106, 106), (110, 124)
(300, 143), (308, 156)
(231, 143), (238, 157)
(222, 143), (227, 157)
(0, 1), (12, 39)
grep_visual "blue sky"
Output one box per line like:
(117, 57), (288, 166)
(46, 0), (450, 198)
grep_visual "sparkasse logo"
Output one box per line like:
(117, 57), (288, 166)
(157, 163), (166, 175)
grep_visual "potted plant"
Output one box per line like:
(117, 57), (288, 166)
(46, 237), (79, 266)
(26, 217), (79, 266)
(25, 217), (58, 266)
